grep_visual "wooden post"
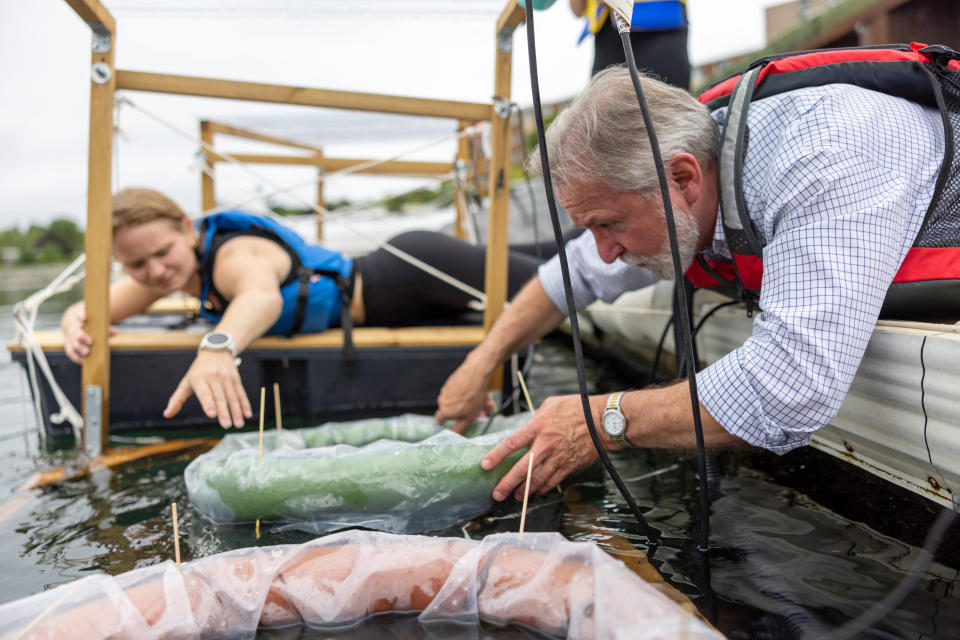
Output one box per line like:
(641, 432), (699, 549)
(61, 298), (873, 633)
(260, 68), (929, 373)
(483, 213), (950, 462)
(200, 120), (216, 212)
(453, 120), (471, 241)
(484, 2), (526, 389)
(315, 151), (325, 242)
(66, 0), (116, 454)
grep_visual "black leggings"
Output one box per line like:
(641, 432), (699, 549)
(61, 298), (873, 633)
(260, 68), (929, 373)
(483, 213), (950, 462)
(356, 230), (580, 326)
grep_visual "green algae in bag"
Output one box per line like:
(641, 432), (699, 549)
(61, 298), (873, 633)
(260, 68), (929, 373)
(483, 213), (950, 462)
(184, 413), (529, 533)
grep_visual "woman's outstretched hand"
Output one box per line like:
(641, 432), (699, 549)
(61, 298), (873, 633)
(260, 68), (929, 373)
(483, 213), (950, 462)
(164, 349), (252, 428)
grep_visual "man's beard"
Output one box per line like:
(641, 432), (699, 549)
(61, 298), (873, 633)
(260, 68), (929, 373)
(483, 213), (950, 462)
(619, 207), (701, 280)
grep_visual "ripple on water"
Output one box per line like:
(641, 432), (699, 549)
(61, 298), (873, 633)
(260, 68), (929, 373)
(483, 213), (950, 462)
(0, 329), (958, 638)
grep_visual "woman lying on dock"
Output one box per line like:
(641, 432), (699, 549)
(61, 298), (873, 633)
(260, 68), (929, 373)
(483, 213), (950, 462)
(61, 187), (546, 429)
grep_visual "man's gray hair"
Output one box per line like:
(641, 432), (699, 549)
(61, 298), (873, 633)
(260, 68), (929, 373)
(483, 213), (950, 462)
(533, 66), (718, 194)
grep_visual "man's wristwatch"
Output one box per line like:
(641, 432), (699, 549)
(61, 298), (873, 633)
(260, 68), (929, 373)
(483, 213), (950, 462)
(601, 391), (631, 447)
(198, 331), (241, 366)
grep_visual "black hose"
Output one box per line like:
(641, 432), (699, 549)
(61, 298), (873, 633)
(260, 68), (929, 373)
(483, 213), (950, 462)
(818, 505), (958, 640)
(650, 314), (674, 384)
(613, 16), (711, 554)
(523, 3), (660, 544)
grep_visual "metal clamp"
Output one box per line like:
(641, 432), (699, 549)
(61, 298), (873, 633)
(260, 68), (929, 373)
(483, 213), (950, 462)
(84, 385), (102, 456)
(494, 98), (514, 119)
(91, 27), (111, 53)
(497, 27), (516, 53)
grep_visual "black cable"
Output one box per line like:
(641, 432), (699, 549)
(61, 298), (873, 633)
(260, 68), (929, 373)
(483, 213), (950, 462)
(476, 342), (538, 436)
(650, 314), (674, 384)
(818, 504), (957, 640)
(613, 15), (711, 554)
(693, 300), (740, 338)
(523, 3), (660, 544)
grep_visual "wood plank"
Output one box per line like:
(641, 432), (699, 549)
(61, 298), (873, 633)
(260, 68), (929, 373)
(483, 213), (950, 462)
(497, 0), (526, 35)
(63, 0), (115, 32)
(25, 439), (218, 490)
(10, 326), (488, 352)
(453, 120), (471, 240)
(81, 13), (116, 453)
(207, 152), (453, 176)
(116, 70), (491, 121)
(563, 490), (717, 630)
(200, 120), (216, 212)
(483, 7), (521, 388)
(316, 157), (325, 242)
(203, 120), (325, 154)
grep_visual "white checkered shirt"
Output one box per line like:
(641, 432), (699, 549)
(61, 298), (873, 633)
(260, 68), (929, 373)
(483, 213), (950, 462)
(538, 84), (944, 453)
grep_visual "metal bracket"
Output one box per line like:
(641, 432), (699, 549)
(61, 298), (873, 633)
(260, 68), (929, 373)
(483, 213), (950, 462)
(494, 99), (513, 120)
(84, 385), (102, 456)
(90, 26), (111, 53)
(91, 62), (112, 85)
(498, 26), (516, 53)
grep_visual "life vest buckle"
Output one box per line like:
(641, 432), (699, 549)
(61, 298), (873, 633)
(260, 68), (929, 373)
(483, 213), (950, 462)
(918, 44), (960, 71)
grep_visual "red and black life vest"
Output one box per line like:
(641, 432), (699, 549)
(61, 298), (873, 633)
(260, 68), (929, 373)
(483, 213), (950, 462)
(685, 43), (960, 320)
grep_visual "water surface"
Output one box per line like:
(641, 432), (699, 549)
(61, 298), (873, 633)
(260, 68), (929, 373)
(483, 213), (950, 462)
(1, 266), (957, 638)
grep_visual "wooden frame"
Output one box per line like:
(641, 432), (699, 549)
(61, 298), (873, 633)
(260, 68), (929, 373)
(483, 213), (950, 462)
(61, 0), (528, 449)
(483, 1), (527, 389)
(198, 119), (459, 241)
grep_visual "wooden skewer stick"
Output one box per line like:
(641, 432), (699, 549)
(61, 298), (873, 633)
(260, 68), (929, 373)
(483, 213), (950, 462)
(516, 370), (534, 414)
(273, 382), (282, 432)
(518, 450), (535, 535)
(515, 370), (536, 536)
(171, 502), (182, 571)
(258, 387), (266, 461)
(257, 386), (266, 539)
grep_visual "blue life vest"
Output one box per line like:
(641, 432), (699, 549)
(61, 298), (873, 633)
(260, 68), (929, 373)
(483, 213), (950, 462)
(197, 211), (354, 336)
(577, 0), (686, 45)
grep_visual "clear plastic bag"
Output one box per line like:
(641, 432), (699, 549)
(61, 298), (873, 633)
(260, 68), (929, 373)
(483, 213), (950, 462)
(0, 530), (722, 639)
(185, 413), (530, 533)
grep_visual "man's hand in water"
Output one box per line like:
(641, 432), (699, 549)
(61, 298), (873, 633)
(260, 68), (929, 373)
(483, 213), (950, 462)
(435, 354), (495, 434)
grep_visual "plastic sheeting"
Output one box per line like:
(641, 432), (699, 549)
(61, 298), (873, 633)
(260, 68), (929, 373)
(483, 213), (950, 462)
(0, 530), (723, 639)
(185, 413), (530, 533)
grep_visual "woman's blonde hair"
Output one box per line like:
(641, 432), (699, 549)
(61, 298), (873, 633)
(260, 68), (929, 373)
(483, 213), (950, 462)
(112, 188), (188, 235)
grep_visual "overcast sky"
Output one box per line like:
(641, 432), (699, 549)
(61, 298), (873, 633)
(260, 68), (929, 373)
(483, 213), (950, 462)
(0, 0), (784, 228)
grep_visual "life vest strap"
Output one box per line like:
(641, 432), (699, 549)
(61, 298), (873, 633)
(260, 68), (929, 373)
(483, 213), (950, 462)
(294, 265), (357, 365)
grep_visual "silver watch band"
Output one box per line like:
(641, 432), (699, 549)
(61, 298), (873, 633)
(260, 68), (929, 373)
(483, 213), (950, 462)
(604, 391), (630, 448)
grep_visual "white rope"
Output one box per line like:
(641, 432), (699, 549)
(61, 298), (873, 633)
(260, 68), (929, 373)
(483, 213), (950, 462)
(120, 94), (490, 306)
(17, 365), (33, 453)
(12, 255), (88, 442)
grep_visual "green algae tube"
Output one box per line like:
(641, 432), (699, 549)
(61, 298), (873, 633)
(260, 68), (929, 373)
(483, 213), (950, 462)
(185, 414), (529, 533)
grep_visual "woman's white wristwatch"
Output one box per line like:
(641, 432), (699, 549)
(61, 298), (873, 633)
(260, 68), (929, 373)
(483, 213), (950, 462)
(198, 331), (241, 366)
(601, 391), (631, 447)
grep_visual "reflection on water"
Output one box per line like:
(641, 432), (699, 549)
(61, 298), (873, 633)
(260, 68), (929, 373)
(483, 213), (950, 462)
(0, 265), (958, 638)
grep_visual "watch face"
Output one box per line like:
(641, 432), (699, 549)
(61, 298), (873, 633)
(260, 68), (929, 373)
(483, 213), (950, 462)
(207, 333), (229, 346)
(602, 411), (625, 437)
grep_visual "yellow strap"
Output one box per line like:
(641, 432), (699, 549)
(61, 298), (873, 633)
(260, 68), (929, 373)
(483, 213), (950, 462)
(585, 0), (609, 34)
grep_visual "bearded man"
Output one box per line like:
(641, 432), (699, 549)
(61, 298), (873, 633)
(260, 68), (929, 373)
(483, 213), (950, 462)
(435, 65), (946, 502)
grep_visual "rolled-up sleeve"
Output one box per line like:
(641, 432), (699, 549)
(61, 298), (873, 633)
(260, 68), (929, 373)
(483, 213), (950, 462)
(537, 231), (657, 313)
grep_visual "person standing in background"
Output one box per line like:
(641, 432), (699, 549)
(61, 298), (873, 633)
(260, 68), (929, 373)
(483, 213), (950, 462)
(571, 0), (690, 88)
